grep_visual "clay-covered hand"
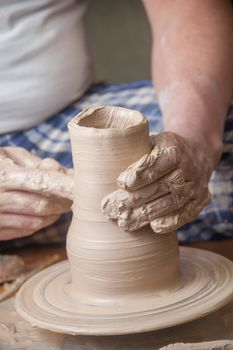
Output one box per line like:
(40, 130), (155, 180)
(0, 147), (73, 240)
(102, 132), (213, 234)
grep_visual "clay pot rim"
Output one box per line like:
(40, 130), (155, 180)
(68, 106), (148, 136)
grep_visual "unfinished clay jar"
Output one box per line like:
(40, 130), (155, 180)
(67, 106), (179, 303)
(16, 106), (233, 336)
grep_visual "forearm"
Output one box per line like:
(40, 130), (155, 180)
(143, 0), (233, 166)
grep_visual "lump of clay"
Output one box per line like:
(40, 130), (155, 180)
(0, 255), (25, 284)
(0, 253), (61, 302)
(159, 340), (233, 350)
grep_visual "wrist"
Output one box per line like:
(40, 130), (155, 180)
(157, 74), (227, 168)
(164, 124), (223, 169)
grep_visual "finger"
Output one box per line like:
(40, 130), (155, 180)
(38, 158), (72, 175)
(3, 147), (42, 167)
(118, 144), (179, 191)
(117, 180), (194, 232)
(150, 191), (211, 234)
(0, 148), (16, 166)
(103, 168), (191, 220)
(102, 181), (171, 219)
(1, 167), (73, 200)
(4, 147), (73, 175)
(65, 168), (74, 176)
(0, 213), (59, 231)
(117, 192), (186, 232)
(0, 228), (35, 241)
(0, 191), (72, 215)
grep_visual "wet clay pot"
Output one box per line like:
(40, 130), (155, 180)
(67, 106), (179, 304)
(15, 106), (233, 336)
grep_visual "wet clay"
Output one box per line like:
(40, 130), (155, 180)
(102, 131), (212, 234)
(0, 254), (25, 284)
(0, 253), (61, 302)
(0, 298), (64, 350)
(3, 296), (233, 349)
(0, 147), (73, 240)
(15, 106), (233, 335)
(159, 340), (233, 350)
(66, 106), (179, 302)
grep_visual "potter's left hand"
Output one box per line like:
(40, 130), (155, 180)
(102, 132), (213, 234)
(0, 147), (73, 240)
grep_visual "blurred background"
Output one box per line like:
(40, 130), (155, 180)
(85, 0), (152, 84)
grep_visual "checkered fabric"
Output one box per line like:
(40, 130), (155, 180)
(0, 80), (233, 248)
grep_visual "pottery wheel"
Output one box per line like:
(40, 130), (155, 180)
(15, 247), (233, 335)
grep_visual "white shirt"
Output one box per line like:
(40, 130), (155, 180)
(0, 0), (92, 134)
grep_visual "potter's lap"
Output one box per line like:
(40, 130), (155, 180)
(0, 80), (233, 247)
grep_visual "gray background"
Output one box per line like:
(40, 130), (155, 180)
(85, 0), (152, 84)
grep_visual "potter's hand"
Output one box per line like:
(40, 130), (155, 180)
(102, 132), (213, 234)
(0, 147), (73, 240)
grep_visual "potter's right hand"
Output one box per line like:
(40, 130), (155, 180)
(0, 147), (73, 240)
(102, 132), (213, 234)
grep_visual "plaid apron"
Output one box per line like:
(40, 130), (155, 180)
(1, 80), (232, 248)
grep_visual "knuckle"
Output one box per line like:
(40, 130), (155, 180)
(36, 197), (49, 214)
(0, 148), (9, 159)
(151, 210), (187, 234)
(30, 217), (43, 230)
(0, 149), (15, 166)
(40, 158), (64, 172)
(169, 146), (180, 165)
(0, 165), (7, 183)
(166, 168), (184, 185)
(31, 171), (49, 192)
